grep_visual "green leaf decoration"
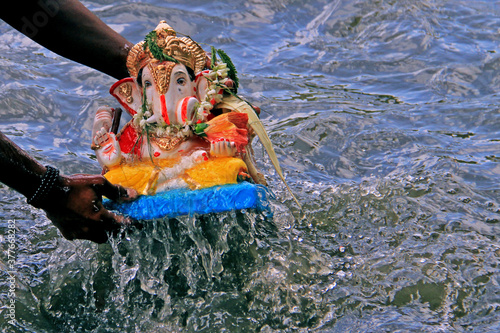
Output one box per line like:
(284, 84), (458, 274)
(144, 30), (179, 63)
(210, 46), (217, 70)
(141, 84), (148, 113)
(194, 122), (209, 136)
(216, 49), (239, 92)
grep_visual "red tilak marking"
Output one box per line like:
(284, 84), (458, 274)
(160, 95), (170, 125)
(180, 98), (189, 123)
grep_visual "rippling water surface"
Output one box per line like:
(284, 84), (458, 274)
(1, 0), (499, 332)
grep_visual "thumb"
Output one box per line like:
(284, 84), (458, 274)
(100, 178), (138, 203)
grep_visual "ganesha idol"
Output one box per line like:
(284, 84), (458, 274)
(91, 21), (268, 196)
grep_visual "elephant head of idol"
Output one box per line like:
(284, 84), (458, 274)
(110, 21), (210, 127)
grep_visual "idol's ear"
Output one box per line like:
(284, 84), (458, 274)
(194, 71), (210, 102)
(110, 78), (143, 116)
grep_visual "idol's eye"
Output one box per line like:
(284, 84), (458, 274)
(177, 77), (186, 85)
(144, 80), (152, 88)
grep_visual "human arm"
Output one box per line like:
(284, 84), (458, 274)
(0, 131), (137, 243)
(0, 0), (133, 79)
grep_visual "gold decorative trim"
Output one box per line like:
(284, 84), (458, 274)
(118, 82), (133, 103)
(148, 61), (175, 95)
(126, 41), (147, 78)
(150, 135), (185, 151)
(126, 21), (207, 78)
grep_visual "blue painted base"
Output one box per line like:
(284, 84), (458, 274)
(103, 182), (271, 220)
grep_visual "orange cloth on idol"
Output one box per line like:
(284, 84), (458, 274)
(203, 113), (248, 151)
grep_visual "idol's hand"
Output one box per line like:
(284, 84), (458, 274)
(210, 138), (237, 157)
(94, 128), (121, 167)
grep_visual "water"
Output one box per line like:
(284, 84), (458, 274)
(1, 0), (499, 331)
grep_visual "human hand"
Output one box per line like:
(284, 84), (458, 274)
(42, 174), (138, 243)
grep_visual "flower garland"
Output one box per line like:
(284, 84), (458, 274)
(132, 110), (193, 140)
(194, 46), (239, 121)
(195, 62), (231, 121)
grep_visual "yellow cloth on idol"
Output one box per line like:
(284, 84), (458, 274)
(104, 157), (247, 194)
(104, 158), (179, 194)
(184, 157), (247, 189)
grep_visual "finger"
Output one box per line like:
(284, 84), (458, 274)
(77, 225), (110, 244)
(98, 208), (143, 242)
(99, 178), (138, 202)
(64, 174), (107, 185)
(252, 105), (261, 115)
(221, 140), (228, 156)
(99, 207), (130, 227)
(210, 140), (216, 156)
(46, 210), (112, 244)
(82, 208), (138, 243)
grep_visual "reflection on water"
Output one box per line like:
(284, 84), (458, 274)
(1, 0), (499, 331)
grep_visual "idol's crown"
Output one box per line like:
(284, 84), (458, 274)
(126, 21), (206, 78)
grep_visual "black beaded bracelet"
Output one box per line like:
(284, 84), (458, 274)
(27, 166), (60, 207)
